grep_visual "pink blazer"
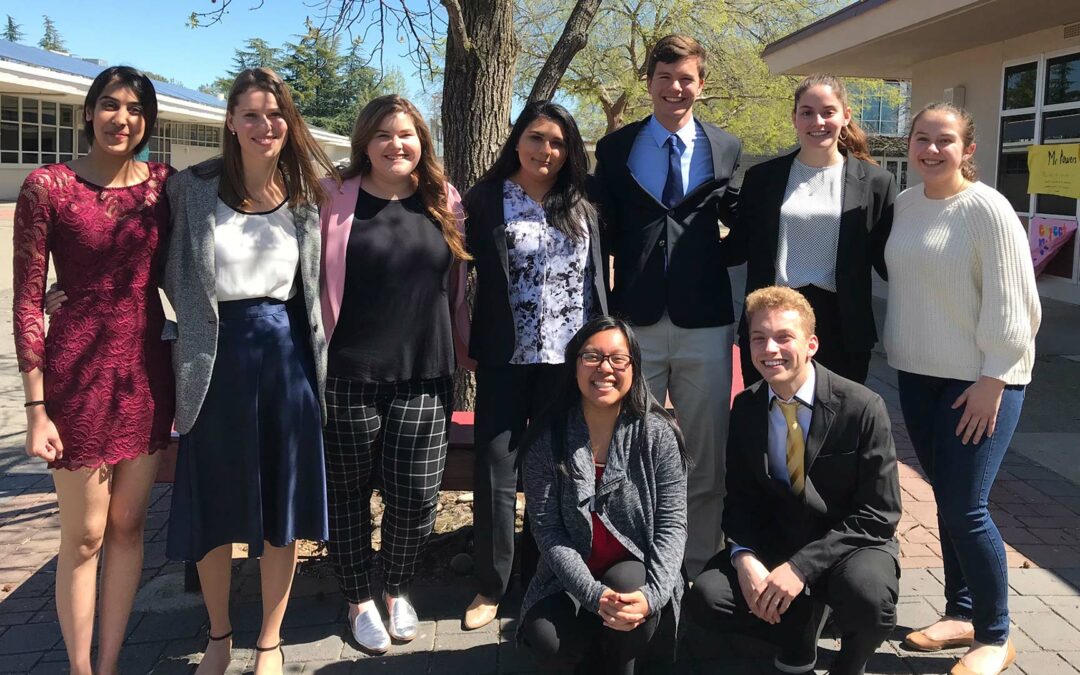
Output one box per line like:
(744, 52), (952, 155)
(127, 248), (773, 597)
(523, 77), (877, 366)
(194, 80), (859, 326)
(319, 175), (475, 371)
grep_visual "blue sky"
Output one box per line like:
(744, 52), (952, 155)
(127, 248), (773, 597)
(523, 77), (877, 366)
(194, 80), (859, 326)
(6, 1), (422, 94)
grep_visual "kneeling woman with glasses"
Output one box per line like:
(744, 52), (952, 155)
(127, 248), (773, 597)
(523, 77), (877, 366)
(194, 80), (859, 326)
(518, 316), (688, 674)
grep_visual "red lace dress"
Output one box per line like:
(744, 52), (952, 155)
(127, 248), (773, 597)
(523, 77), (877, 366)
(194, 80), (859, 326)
(13, 163), (176, 470)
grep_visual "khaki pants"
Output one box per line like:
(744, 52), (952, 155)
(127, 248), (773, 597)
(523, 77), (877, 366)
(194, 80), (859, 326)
(635, 314), (734, 577)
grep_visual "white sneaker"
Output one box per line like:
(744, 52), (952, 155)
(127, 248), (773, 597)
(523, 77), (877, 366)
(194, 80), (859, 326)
(349, 603), (390, 654)
(385, 592), (419, 642)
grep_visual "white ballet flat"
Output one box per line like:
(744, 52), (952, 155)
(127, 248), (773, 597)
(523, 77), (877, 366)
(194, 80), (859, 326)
(385, 592), (419, 642)
(349, 606), (390, 654)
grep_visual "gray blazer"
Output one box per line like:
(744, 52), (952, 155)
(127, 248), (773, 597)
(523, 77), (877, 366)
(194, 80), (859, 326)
(521, 407), (687, 640)
(161, 158), (327, 434)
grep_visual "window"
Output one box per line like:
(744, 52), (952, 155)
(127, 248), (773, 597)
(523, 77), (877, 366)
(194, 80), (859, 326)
(147, 120), (221, 165)
(998, 51), (1080, 281)
(1003, 63), (1038, 110)
(0, 95), (79, 165)
(883, 159), (908, 191)
(854, 80), (909, 136)
(997, 56), (1080, 216)
(1045, 53), (1080, 105)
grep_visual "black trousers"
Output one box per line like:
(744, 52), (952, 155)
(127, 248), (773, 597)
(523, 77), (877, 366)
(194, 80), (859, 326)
(472, 362), (561, 599)
(741, 285), (870, 386)
(522, 560), (669, 675)
(686, 548), (898, 675)
(324, 376), (453, 602)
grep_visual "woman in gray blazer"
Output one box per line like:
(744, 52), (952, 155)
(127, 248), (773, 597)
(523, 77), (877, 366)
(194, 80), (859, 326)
(520, 316), (688, 674)
(162, 68), (337, 674)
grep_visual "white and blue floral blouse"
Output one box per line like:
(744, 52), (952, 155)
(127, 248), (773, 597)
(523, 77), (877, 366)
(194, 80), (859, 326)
(503, 180), (594, 364)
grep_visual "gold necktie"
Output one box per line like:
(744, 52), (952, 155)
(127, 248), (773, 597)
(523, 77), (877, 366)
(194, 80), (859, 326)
(778, 401), (806, 496)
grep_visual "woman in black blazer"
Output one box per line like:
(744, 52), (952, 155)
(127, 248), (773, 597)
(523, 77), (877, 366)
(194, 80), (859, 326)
(461, 101), (608, 630)
(735, 74), (896, 384)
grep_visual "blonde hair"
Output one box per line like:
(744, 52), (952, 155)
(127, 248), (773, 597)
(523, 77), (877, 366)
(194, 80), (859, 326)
(745, 286), (816, 336)
(342, 95), (469, 262)
(908, 102), (978, 181)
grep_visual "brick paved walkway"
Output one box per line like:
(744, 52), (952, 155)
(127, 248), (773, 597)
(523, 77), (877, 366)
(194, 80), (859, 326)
(1, 279), (1078, 672)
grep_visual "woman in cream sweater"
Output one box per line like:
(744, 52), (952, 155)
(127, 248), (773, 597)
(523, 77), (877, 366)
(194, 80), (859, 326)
(884, 103), (1041, 675)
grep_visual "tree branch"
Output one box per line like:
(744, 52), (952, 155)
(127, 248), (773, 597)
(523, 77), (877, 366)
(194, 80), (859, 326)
(440, 0), (472, 52)
(525, 0), (602, 105)
(187, 0), (266, 27)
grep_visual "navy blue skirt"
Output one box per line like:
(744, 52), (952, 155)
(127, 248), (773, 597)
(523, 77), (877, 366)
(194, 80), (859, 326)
(166, 297), (329, 562)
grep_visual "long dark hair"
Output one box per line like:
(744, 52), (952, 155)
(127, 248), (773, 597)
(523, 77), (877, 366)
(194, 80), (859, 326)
(522, 315), (688, 467)
(83, 66), (158, 157)
(477, 100), (595, 242)
(341, 95), (469, 261)
(220, 68), (337, 210)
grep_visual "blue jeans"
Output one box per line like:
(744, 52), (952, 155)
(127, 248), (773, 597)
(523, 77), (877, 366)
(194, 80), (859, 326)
(897, 371), (1025, 645)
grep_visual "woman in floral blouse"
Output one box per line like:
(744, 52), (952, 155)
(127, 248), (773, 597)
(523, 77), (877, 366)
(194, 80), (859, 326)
(461, 100), (608, 630)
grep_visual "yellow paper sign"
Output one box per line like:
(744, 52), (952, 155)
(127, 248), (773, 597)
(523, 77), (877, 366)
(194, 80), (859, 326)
(1027, 144), (1080, 199)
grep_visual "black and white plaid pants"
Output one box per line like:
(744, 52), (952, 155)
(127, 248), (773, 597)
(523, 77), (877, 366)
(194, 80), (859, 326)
(324, 375), (453, 602)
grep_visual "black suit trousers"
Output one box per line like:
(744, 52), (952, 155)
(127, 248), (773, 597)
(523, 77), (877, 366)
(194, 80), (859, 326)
(472, 362), (562, 598)
(687, 548), (898, 675)
(521, 560), (672, 675)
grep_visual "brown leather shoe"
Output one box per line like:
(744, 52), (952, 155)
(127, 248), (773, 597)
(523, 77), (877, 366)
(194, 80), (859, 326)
(903, 623), (976, 652)
(949, 639), (1016, 675)
(463, 594), (498, 631)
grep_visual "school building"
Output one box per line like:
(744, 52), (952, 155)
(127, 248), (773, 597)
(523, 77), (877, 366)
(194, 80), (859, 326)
(0, 39), (351, 201)
(763, 0), (1080, 304)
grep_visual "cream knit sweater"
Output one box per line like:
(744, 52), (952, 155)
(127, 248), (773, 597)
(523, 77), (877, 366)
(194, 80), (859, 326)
(884, 181), (1041, 385)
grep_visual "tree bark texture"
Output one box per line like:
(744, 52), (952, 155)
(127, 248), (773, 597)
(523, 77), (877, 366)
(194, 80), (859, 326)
(525, 0), (603, 105)
(440, 0), (519, 190)
(441, 0), (519, 410)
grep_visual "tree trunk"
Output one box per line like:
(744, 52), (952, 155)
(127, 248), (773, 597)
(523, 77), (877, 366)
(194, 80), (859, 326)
(441, 0), (519, 189)
(526, 0), (603, 105)
(605, 91), (629, 134)
(441, 0), (519, 410)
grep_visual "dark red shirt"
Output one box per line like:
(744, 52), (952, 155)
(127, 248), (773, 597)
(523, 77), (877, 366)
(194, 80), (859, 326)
(585, 464), (634, 575)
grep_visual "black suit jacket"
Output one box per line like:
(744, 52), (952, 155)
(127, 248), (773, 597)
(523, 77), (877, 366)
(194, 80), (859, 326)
(462, 179), (608, 365)
(593, 117), (742, 328)
(723, 363), (901, 583)
(731, 151), (896, 352)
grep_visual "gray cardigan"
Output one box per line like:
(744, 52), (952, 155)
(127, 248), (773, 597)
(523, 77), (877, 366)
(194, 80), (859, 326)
(521, 407), (687, 635)
(161, 159), (327, 434)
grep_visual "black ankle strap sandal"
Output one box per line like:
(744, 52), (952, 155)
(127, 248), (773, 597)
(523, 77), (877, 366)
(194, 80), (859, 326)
(255, 639), (285, 664)
(207, 630), (233, 641)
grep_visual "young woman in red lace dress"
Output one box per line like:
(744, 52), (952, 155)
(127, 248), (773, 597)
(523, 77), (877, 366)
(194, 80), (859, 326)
(12, 66), (174, 675)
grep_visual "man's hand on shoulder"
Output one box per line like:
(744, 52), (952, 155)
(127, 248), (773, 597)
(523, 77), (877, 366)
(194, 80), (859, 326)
(753, 561), (806, 624)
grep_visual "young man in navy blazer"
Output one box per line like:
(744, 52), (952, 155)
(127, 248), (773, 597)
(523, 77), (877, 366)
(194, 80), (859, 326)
(592, 34), (742, 576)
(687, 286), (901, 675)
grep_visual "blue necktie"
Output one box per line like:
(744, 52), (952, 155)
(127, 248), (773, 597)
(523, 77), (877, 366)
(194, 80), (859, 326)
(662, 134), (684, 209)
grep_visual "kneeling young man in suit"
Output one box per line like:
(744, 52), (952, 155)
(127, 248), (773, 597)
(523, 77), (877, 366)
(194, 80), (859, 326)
(687, 286), (901, 675)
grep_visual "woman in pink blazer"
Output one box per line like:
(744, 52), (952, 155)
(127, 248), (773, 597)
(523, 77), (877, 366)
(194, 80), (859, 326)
(318, 94), (472, 655)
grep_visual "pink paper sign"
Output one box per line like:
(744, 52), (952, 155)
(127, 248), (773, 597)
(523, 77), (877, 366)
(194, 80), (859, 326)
(1030, 216), (1077, 275)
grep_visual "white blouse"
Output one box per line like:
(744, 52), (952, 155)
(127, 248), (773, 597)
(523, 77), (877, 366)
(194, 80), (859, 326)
(775, 158), (844, 292)
(214, 199), (299, 302)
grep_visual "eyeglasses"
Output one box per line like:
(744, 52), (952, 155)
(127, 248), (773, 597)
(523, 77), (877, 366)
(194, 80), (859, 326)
(578, 352), (632, 371)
